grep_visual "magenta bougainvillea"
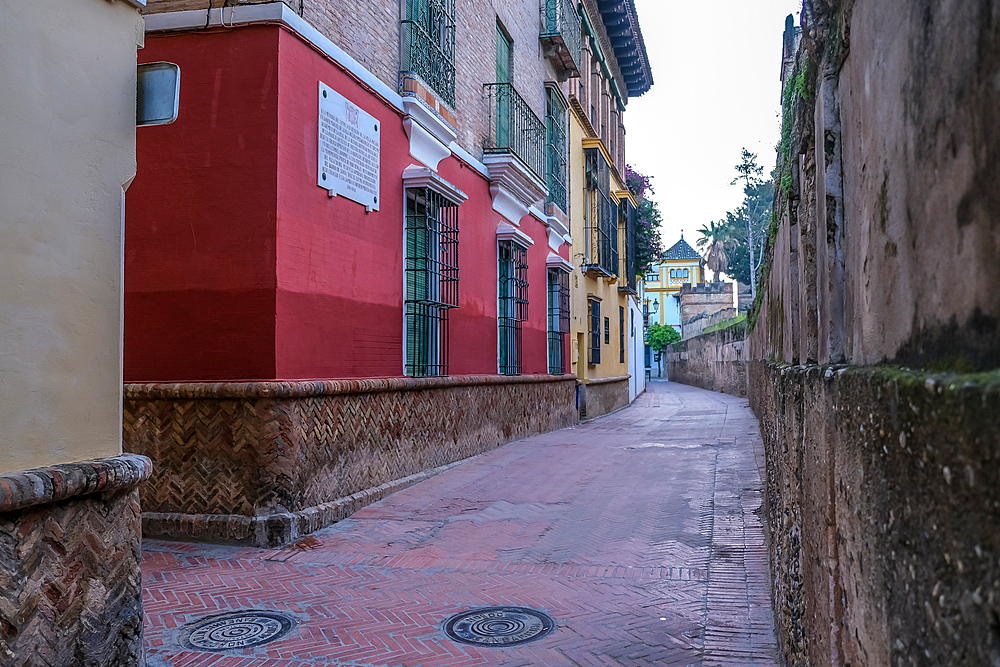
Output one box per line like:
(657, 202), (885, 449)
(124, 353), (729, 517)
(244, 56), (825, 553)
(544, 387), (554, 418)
(625, 164), (664, 272)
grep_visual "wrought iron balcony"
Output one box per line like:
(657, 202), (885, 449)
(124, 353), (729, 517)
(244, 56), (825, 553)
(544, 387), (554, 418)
(618, 197), (637, 294)
(540, 0), (582, 78)
(582, 147), (618, 278)
(401, 0), (456, 106)
(483, 82), (547, 182)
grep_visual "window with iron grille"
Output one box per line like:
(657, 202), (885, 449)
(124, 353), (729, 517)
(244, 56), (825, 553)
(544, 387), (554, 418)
(619, 306), (625, 363)
(545, 88), (568, 213)
(618, 197), (637, 293)
(405, 188), (459, 377)
(498, 241), (528, 375)
(588, 298), (601, 364)
(401, 0), (456, 106)
(604, 316), (610, 345)
(547, 268), (570, 374)
(583, 147), (618, 277)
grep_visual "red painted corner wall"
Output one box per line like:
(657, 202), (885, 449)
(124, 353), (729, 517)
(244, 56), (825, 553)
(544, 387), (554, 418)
(125, 27), (280, 381)
(272, 29), (409, 379)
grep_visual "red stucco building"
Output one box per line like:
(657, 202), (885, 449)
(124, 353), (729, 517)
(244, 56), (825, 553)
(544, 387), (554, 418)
(123, 2), (586, 546)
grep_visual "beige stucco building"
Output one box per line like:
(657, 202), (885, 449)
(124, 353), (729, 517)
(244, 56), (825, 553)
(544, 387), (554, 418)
(0, 1), (152, 664)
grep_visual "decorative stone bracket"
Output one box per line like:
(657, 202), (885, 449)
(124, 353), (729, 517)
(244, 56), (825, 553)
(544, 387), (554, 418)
(483, 154), (548, 225)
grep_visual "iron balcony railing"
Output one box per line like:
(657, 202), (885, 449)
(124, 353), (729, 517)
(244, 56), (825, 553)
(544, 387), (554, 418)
(484, 82), (547, 182)
(546, 90), (568, 213)
(401, 0), (456, 106)
(540, 0), (582, 76)
(618, 197), (637, 294)
(582, 147), (618, 278)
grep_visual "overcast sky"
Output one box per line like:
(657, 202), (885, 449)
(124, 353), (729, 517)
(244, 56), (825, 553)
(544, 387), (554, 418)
(625, 0), (801, 250)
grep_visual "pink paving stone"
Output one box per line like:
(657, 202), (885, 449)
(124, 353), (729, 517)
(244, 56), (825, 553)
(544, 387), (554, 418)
(143, 380), (779, 666)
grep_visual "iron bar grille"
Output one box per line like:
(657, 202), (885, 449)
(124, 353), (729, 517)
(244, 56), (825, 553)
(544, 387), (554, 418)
(546, 89), (568, 213)
(547, 268), (570, 374)
(618, 197), (637, 293)
(405, 188), (459, 377)
(588, 298), (601, 364)
(498, 241), (529, 375)
(484, 82), (547, 181)
(402, 0), (456, 106)
(619, 305), (625, 363)
(583, 147), (618, 277)
(541, 0), (582, 73)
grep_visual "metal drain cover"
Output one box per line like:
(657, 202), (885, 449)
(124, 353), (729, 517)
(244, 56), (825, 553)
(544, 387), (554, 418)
(180, 610), (296, 651)
(443, 606), (555, 647)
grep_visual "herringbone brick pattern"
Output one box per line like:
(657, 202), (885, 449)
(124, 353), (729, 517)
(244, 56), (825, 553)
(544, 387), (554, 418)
(0, 489), (144, 667)
(142, 381), (778, 665)
(124, 377), (577, 545)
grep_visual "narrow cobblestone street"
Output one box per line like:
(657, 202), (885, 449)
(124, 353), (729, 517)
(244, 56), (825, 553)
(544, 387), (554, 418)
(142, 381), (778, 666)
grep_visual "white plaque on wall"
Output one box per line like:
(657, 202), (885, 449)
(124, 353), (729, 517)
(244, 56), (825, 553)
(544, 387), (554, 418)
(317, 82), (380, 211)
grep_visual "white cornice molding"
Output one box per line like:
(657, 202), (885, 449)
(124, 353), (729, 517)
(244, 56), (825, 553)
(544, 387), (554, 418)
(546, 252), (574, 273)
(482, 154), (547, 220)
(489, 184), (530, 225)
(402, 119), (451, 171)
(496, 222), (534, 249)
(401, 96), (457, 146)
(142, 3), (405, 112)
(547, 228), (565, 252)
(401, 165), (468, 204)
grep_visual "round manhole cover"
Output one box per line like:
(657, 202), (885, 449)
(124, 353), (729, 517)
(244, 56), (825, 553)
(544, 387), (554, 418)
(180, 610), (296, 651)
(443, 606), (555, 647)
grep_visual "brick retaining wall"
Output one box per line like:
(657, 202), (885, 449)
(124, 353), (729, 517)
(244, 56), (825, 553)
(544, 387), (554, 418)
(123, 374), (577, 547)
(580, 375), (629, 420)
(0, 455), (152, 666)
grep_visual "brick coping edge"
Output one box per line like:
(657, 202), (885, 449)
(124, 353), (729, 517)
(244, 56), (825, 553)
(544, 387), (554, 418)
(0, 454), (153, 513)
(125, 373), (579, 400)
(585, 374), (630, 386)
(140, 452), (487, 548)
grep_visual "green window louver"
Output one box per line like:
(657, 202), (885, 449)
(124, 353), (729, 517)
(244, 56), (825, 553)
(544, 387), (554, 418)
(405, 188), (459, 377)
(498, 240), (528, 376)
(588, 298), (601, 365)
(547, 268), (570, 374)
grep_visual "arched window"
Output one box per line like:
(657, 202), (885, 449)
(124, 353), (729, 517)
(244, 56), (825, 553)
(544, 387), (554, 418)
(683, 269), (689, 279)
(669, 269), (676, 279)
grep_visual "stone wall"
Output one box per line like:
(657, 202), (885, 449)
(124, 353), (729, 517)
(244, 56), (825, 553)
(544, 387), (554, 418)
(751, 362), (1000, 667)
(666, 323), (747, 398)
(579, 375), (629, 420)
(124, 374), (577, 547)
(681, 307), (738, 340)
(0, 455), (152, 666)
(750, 2), (1000, 665)
(679, 282), (734, 328)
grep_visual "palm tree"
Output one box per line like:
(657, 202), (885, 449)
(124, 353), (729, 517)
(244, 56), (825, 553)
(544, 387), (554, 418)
(696, 220), (728, 250)
(697, 220), (736, 282)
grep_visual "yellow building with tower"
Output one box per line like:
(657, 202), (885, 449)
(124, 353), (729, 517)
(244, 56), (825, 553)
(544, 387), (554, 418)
(643, 236), (706, 328)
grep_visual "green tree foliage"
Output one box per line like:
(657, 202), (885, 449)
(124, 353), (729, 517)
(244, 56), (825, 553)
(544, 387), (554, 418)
(625, 165), (664, 273)
(695, 150), (774, 289)
(646, 323), (680, 350)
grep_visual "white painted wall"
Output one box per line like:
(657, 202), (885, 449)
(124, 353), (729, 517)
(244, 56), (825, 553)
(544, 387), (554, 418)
(0, 0), (142, 473)
(628, 291), (646, 402)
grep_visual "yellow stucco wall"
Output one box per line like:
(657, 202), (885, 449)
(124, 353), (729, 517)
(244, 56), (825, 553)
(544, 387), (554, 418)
(567, 115), (630, 383)
(0, 0), (143, 473)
